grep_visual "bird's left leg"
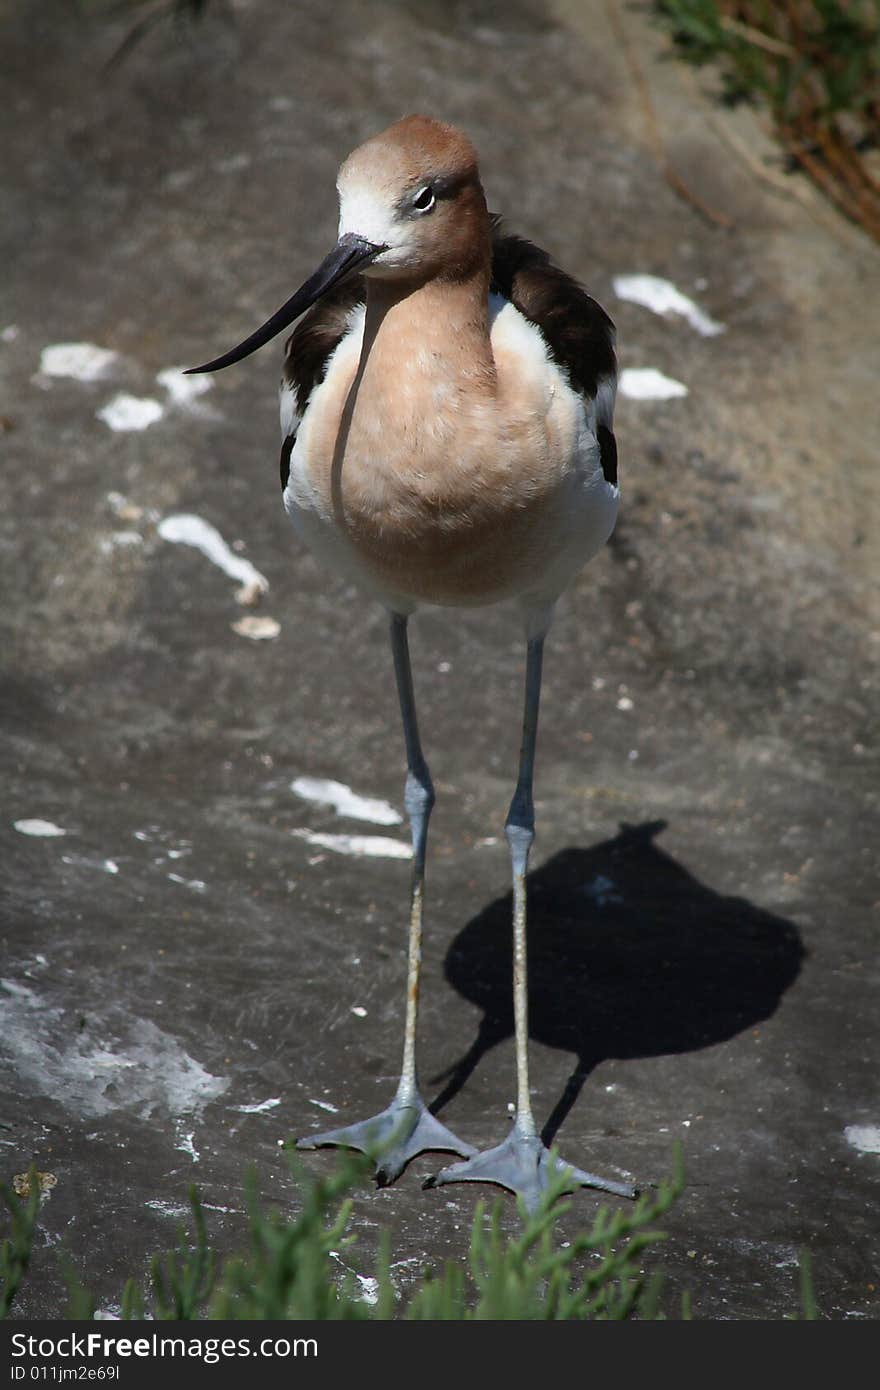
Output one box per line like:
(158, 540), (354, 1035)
(297, 613), (475, 1185)
(425, 632), (636, 1212)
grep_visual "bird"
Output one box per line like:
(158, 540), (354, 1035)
(186, 114), (635, 1211)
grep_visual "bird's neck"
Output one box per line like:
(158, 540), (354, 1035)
(358, 268), (497, 401)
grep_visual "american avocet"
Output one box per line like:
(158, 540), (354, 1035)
(187, 115), (634, 1210)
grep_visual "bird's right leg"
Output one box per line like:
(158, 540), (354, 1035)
(296, 613), (475, 1185)
(425, 632), (636, 1211)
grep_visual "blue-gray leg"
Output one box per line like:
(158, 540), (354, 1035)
(297, 613), (475, 1184)
(425, 635), (637, 1211)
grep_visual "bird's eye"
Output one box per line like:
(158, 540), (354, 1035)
(412, 185), (435, 213)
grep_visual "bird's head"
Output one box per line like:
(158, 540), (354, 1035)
(336, 114), (489, 284)
(186, 114), (489, 376)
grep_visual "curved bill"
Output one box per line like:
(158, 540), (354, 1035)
(185, 233), (383, 375)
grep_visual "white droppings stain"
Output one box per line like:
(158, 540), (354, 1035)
(60, 854), (119, 875)
(232, 615), (280, 641)
(99, 531), (143, 554)
(729, 1236), (799, 1268)
(1, 980), (40, 1004)
(355, 1276), (380, 1306)
(146, 1200), (191, 1219)
(157, 514), (269, 597)
(14, 819), (67, 838)
(233, 1098), (281, 1114)
(167, 873), (207, 893)
(165, 168), (196, 192)
(3, 324), (20, 342)
(215, 153), (252, 174)
(97, 394), (164, 432)
(619, 368), (688, 401)
(0, 994), (229, 1120)
(291, 829), (412, 860)
(613, 275), (726, 336)
(309, 1098), (339, 1113)
(175, 1127), (199, 1163)
(39, 343), (120, 380)
(845, 1124), (880, 1154)
(350, 1006), (367, 1018)
(328, 1252), (380, 1306)
(156, 367), (214, 406)
(291, 777), (402, 827)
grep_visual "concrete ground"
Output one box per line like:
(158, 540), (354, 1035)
(1, 0), (877, 1319)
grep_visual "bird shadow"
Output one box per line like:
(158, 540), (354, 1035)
(429, 820), (805, 1146)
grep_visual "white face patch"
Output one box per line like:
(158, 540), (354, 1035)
(336, 176), (417, 273)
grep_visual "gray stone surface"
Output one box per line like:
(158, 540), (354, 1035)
(1, 0), (877, 1319)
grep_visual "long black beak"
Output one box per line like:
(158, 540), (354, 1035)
(185, 233), (383, 375)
